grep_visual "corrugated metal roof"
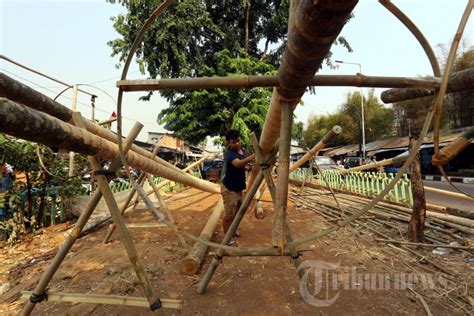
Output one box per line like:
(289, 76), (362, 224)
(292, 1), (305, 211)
(325, 131), (466, 157)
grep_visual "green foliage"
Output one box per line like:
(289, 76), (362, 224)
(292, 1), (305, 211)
(302, 89), (394, 148)
(157, 50), (275, 144)
(445, 48), (474, 128)
(0, 134), (84, 244)
(108, 0), (353, 144)
(291, 121), (304, 145)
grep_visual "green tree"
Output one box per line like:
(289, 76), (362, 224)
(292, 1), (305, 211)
(108, 0), (352, 144)
(0, 134), (84, 236)
(301, 112), (348, 148)
(341, 89), (394, 145)
(291, 121), (304, 145)
(302, 90), (393, 150)
(445, 48), (474, 128)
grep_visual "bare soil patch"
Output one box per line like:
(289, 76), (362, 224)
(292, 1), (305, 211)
(1, 185), (472, 315)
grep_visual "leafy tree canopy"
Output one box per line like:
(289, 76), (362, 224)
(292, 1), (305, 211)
(302, 89), (394, 148)
(108, 0), (351, 145)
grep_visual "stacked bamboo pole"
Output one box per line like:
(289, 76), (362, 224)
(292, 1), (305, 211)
(0, 98), (219, 194)
(0, 72), (190, 177)
(290, 181), (474, 235)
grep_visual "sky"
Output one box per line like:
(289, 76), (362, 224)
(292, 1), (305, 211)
(1, 0), (473, 144)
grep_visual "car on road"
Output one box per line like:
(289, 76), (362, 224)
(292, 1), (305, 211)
(311, 156), (339, 174)
(343, 156), (375, 169)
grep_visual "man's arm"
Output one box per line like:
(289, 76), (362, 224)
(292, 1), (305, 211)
(231, 154), (255, 169)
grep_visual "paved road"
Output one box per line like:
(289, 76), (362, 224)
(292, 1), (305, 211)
(423, 180), (474, 212)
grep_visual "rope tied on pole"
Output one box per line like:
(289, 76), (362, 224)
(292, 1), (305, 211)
(149, 298), (162, 311)
(29, 289), (49, 303)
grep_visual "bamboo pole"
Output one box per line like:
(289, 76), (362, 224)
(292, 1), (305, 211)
(379, 0), (441, 77)
(196, 171), (265, 294)
(74, 114), (160, 313)
(380, 68), (474, 103)
(289, 126), (342, 173)
(248, 0), (358, 189)
(20, 291), (182, 310)
(431, 127), (474, 167)
(115, 73), (441, 91)
(424, 186), (474, 202)
(0, 98), (219, 194)
(146, 173), (189, 249)
(340, 152), (408, 174)
(426, 203), (474, 220)
(215, 248), (304, 257)
(103, 153), (209, 244)
(374, 239), (473, 250)
(90, 156), (161, 314)
(127, 223), (167, 228)
(180, 198), (224, 275)
(20, 118), (142, 316)
(274, 104), (293, 250)
(249, 132), (303, 276)
(0, 72), (188, 177)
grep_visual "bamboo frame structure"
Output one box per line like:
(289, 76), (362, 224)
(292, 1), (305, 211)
(3, 0), (472, 313)
(0, 98), (219, 194)
(0, 72), (190, 177)
(20, 118), (144, 315)
(249, 133), (303, 277)
(102, 152), (156, 244)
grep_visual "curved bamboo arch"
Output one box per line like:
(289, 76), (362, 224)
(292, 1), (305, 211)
(108, 0), (474, 252)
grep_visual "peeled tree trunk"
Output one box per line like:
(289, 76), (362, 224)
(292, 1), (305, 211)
(408, 133), (427, 242)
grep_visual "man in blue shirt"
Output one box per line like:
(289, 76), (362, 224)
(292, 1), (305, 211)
(221, 130), (255, 241)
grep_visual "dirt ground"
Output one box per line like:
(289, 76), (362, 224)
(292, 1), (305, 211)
(1, 185), (472, 315)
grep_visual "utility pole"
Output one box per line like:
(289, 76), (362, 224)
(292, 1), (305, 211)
(335, 60), (366, 157)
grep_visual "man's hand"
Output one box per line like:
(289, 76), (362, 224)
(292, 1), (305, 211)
(232, 153), (255, 168)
